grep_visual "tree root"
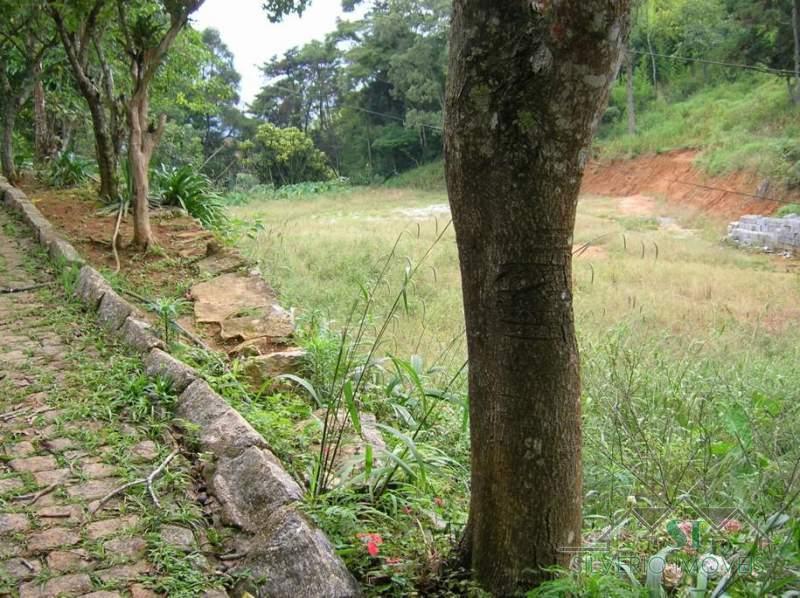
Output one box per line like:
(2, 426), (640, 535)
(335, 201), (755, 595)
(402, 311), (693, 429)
(111, 200), (126, 274)
(89, 449), (179, 516)
(0, 282), (54, 294)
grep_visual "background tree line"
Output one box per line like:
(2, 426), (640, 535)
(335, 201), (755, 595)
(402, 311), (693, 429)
(1, 0), (799, 201)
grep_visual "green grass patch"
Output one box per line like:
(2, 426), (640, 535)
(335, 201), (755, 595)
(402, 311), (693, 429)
(598, 75), (800, 185)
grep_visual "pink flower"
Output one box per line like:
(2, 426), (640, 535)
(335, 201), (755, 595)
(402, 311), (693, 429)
(402, 506), (413, 515)
(367, 540), (380, 557)
(722, 518), (742, 534)
(434, 497), (444, 507)
(357, 533), (383, 558)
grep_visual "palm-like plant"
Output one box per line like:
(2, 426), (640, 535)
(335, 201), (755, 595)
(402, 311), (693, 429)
(153, 164), (227, 228)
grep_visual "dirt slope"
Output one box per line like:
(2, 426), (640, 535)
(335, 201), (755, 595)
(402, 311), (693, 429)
(581, 150), (799, 220)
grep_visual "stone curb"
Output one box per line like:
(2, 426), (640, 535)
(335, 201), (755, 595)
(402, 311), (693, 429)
(0, 179), (360, 597)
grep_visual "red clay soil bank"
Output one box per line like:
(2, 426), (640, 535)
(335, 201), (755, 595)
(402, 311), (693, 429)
(581, 150), (800, 220)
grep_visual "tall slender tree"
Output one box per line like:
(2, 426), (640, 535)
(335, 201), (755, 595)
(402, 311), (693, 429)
(444, 1), (631, 593)
(115, 0), (205, 249)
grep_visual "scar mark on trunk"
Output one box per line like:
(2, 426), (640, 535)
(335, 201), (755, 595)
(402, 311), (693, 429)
(493, 262), (571, 339)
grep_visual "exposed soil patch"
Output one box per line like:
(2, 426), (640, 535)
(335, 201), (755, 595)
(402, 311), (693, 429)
(21, 182), (210, 293)
(19, 181), (297, 359)
(616, 194), (658, 216)
(581, 150), (798, 220)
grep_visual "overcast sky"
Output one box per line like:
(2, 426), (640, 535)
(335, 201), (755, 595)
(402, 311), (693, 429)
(193, 0), (364, 109)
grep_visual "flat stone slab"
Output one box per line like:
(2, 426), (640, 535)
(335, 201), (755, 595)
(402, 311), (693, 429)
(190, 273), (294, 342)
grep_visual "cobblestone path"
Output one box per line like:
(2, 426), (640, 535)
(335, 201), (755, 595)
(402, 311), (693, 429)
(0, 211), (225, 596)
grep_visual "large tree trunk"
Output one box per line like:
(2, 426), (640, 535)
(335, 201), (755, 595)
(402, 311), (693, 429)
(444, 2), (630, 594)
(626, 48), (636, 135)
(1, 103), (18, 183)
(128, 94), (153, 249)
(86, 94), (120, 200)
(793, 0), (800, 104)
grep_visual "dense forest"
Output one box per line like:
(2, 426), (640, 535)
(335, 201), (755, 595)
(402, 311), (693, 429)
(2, 0), (799, 197)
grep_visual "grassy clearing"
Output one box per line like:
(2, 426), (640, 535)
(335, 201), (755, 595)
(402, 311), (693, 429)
(227, 186), (800, 595)
(231, 188), (799, 361)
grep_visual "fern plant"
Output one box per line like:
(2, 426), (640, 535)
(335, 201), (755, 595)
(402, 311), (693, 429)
(47, 152), (95, 188)
(152, 164), (227, 229)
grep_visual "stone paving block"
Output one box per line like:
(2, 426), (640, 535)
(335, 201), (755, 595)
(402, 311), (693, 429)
(82, 463), (117, 479)
(0, 513), (31, 534)
(0, 539), (23, 559)
(36, 504), (83, 525)
(86, 515), (139, 540)
(6, 440), (36, 457)
(0, 477), (24, 494)
(131, 440), (159, 463)
(95, 560), (150, 583)
(67, 478), (122, 501)
(19, 572), (93, 598)
(160, 524), (195, 552)
(32, 467), (72, 486)
(9, 455), (58, 472)
(47, 549), (93, 573)
(103, 536), (148, 560)
(28, 526), (81, 552)
(0, 557), (42, 581)
(45, 437), (78, 452)
(130, 584), (158, 598)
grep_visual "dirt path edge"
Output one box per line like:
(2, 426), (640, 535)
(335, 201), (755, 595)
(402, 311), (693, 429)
(0, 176), (362, 598)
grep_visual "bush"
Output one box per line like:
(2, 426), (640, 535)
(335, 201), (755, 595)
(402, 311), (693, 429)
(242, 123), (334, 186)
(152, 164), (227, 228)
(776, 203), (800, 217)
(46, 153), (95, 188)
(223, 179), (351, 204)
(384, 160), (445, 191)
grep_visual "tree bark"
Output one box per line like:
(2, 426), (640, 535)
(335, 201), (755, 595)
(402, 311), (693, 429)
(86, 93), (120, 200)
(1, 103), (18, 183)
(793, 0), (800, 104)
(33, 60), (51, 162)
(127, 90), (165, 249)
(444, 2), (630, 594)
(626, 48), (636, 135)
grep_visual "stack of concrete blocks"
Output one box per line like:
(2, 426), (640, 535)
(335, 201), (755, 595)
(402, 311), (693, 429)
(727, 214), (800, 252)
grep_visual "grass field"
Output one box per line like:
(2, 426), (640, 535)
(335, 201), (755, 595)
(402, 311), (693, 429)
(227, 187), (800, 595)
(230, 187), (799, 362)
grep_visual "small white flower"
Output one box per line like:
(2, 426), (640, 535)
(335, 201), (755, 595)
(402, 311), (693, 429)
(699, 554), (729, 580)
